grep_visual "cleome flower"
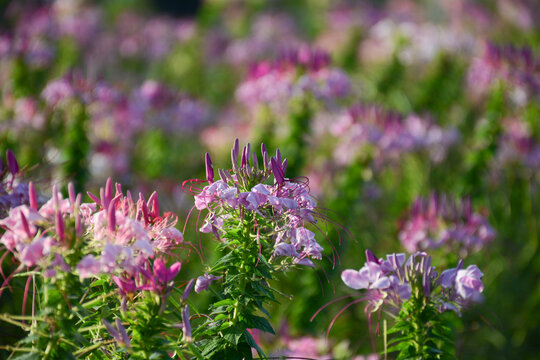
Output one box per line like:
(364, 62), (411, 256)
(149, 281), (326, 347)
(341, 250), (484, 315)
(77, 178), (183, 282)
(331, 104), (459, 167)
(236, 45), (350, 109)
(188, 139), (323, 268)
(399, 193), (496, 256)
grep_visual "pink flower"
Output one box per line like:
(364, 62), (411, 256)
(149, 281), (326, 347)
(77, 255), (101, 279)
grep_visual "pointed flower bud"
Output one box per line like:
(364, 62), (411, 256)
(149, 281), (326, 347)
(271, 157), (285, 185)
(56, 210), (65, 243)
(147, 191), (159, 218)
(68, 182), (76, 205)
(231, 139), (240, 170)
(205, 153), (214, 183)
(6, 150), (18, 175)
(28, 182), (38, 210)
(261, 143), (269, 170)
(108, 202), (116, 233)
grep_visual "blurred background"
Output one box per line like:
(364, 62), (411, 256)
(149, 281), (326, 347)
(1, 0), (539, 358)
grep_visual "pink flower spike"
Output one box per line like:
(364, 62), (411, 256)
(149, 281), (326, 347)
(28, 182), (38, 210)
(20, 210), (32, 238)
(115, 183), (123, 197)
(105, 178), (113, 205)
(100, 187), (107, 209)
(6, 150), (19, 175)
(107, 202), (116, 233)
(205, 153), (214, 184)
(55, 210), (65, 243)
(87, 191), (102, 208)
(68, 182), (76, 205)
(147, 191), (159, 217)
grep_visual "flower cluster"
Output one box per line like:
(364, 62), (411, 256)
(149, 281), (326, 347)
(495, 118), (540, 170)
(76, 179), (184, 300)
(399, 193), (496, 256)
(0, 183), (70, 270)
(468, 43), (540, 104)
(342, 250), (484, 315)
(331, 104), (459, 166)
(236, 45), (350, 109)
(193, 140), (322, 267)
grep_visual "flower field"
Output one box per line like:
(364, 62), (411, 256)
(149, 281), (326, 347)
(0, 0), (539, 359)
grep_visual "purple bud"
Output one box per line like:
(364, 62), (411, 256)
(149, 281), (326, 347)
(252, 152), (258, 169)
(261, 143), (269, 169)
(115, 318), (131, 347)
(365, 249), (379, 264)
(271, 157), (284, 185)
(182, 306), (192, 341)
(28, 182), (38, 210)
(102, 319), (120, 341)
(6, 150), (19, 175)
(241, 145), (248, 168)
(281, 159), (287, 175)
(275, 149), (282, 164)
(205, 153), (214, 183)
(231, 139), (240, 170)
(182, 279), (195, 302)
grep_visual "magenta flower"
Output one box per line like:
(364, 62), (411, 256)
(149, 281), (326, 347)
(139, 258), (181, 294)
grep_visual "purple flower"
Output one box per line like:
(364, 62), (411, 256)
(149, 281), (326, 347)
(6, 150), (19, 175)
(455, 265), (484, 300)
(195, 273), (220, 293)
(103, 318), (131, 348)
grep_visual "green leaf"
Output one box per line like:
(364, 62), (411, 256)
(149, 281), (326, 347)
(245, 331), (266, 358)
(246, 315), (275, 335)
